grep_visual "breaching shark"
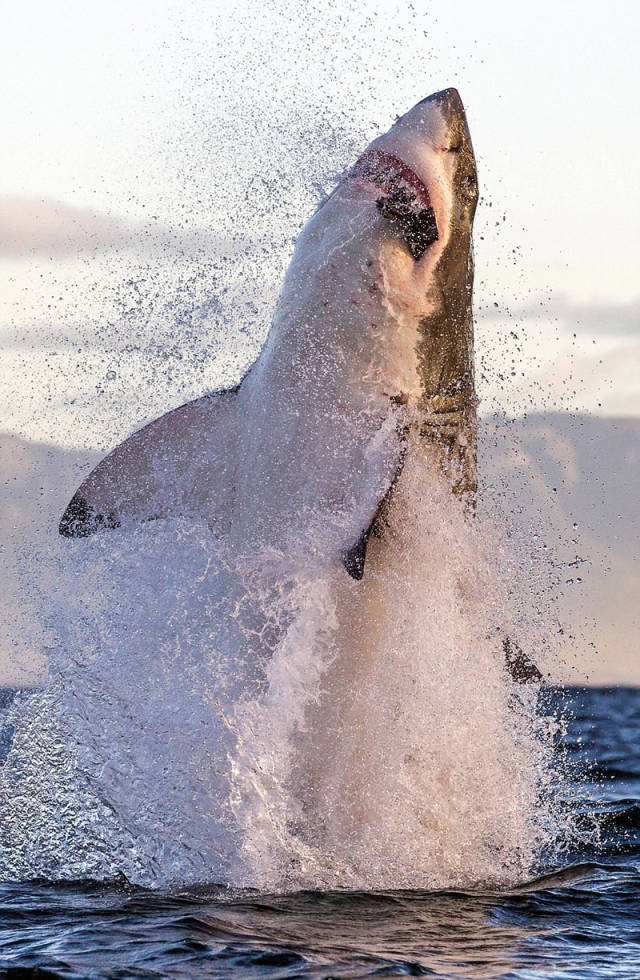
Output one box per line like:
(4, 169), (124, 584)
(59, 88), (540, 682)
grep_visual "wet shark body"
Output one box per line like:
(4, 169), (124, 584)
(58, 88), (541, 682)
(61, 89), (477, 561)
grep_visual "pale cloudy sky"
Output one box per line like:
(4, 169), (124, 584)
(1, 0), (639, 450)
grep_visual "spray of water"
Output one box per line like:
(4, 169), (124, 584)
(0, 0), (592, 897)
(228, 456), (559, 892)
(0, 450), (562, 891)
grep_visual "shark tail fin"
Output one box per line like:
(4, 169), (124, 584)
(59, 385), (241, 539)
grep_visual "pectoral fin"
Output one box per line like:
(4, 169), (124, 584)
(342, 530), (369, 581)
(59, 384), (242, 539)
(341, 439), (407, 580)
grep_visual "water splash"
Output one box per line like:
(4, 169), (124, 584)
(0, 458), (563, 891)
(228, 457), (559, 891)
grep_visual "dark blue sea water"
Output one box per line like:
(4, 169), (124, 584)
(0, 685), (638, 979)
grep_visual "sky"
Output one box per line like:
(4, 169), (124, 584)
(1, 0), (639, 451)
(0, 0), (638, 688)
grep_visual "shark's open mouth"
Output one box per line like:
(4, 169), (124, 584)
(350, 150), (432, 207)
(348, 150), (439, 260)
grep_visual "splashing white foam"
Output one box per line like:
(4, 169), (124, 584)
(0, 452), (561, 891)
(227, 456), (558, 891)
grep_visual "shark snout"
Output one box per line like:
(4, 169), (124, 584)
(420, 87), (465, 119)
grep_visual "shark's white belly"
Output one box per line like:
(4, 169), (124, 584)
(229, 186), (417, 563)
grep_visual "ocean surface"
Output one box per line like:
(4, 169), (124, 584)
(0, 684), (637, 979)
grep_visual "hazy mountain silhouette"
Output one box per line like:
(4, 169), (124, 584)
(480, 414), (640, 683)
(1, 414), (637, 685)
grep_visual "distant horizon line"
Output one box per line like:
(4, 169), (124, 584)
(2, 408), (640, 455)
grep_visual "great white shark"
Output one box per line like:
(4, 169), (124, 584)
(59, 88), (540, 682)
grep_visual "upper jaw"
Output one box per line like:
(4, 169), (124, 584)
(348, 149), (433, 209)
(418, 88), (467, 127)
